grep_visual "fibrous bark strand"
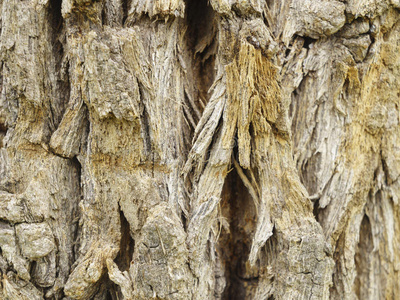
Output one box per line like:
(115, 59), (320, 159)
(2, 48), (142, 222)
(0, 0), (399, 299)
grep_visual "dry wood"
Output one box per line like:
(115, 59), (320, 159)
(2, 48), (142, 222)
(0, 0), (399, 299)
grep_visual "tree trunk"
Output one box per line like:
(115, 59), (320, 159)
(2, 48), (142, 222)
(0, 0), (399, 299)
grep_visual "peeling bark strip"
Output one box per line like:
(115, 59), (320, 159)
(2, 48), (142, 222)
(0, 0), (400, 299)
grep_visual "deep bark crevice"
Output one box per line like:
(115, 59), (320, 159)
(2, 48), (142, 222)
(115, 208), (135, 272)
(0, 122), (6, 148)
(302, 36), (317, 49)
(185, 0), (217, 112)
(220, 167), (258, 300)
(138, 89), (152, 159)
(49, 0), (69, 130)
(49, 0), (63, 36)
(122, 0), (131, 25)
(71, 156), (83, 263)
(354, 212), (373, 299)
(313, 198), (321, 222)
(101, 5), (107, 26)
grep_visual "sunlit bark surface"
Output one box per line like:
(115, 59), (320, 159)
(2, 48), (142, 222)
(0, 0), (400, 299)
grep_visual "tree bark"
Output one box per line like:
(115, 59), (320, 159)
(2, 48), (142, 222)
(0, 0), (399, 299)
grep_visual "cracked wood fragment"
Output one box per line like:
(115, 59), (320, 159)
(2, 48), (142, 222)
(1, 0), (400, 299)
(129, 0), (185, 18)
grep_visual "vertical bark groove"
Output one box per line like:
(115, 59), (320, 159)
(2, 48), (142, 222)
(1, 0), (400, 299)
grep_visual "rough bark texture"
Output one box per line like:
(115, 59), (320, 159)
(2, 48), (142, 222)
(0, 0), (400, 299)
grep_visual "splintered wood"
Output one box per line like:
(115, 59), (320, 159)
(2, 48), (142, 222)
(0, 0), (399, 299)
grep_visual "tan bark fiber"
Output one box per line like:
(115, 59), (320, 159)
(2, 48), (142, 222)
(0, 0), (400, 299)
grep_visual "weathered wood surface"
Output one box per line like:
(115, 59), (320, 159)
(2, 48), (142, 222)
(0, 0), (399, 299)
